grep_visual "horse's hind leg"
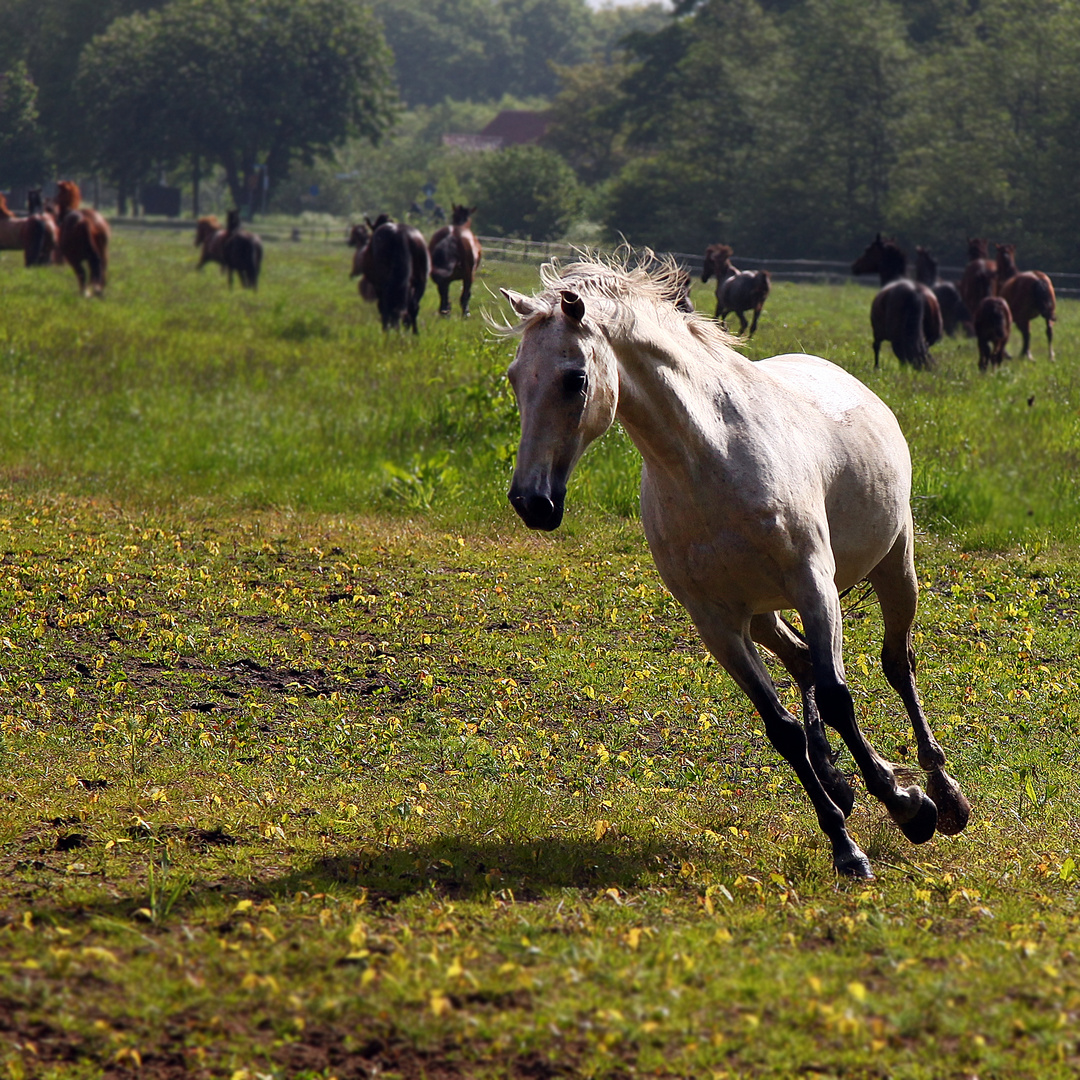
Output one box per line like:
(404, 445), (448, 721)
(793, 560), (940, 845)
(735, 311), (749, 335)
(698, 618), (871, 878)
(868, 524), (971, 836)
(1045, 317), (1054, 361)
(460, 277), (473, 318)
(750, 612), (855, 816)
(749, 305), (763, 336)
(437, 280), (451, 316)
(1016, 319), (1032, 360)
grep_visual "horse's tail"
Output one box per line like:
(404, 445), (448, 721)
(893, 282), (931, 370)
(82, 218), (108, 290)
(1032, 273), (1056, 323)
(376, 226), (412, 327)
(430, 234), (459, 285)
(753, 270), (771, 304)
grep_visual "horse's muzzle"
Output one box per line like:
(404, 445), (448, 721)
(508, 484), (564, 531)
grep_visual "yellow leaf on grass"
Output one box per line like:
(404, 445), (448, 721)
(81, 947), (118, 964)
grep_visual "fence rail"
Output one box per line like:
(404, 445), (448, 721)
(105, 218), (1080, 296)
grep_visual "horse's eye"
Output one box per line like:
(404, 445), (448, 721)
(562, 370), (587, 397)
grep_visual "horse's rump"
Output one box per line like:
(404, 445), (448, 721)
(933, 282), (969, 337)
(1002, 270), (1056, 323)
(919, 284), (943, 347)
(24, 215), (58, 266)
(429, 227), (460, 283)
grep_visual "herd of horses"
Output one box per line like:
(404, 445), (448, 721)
(0, 182), (110, 296)
(346, 204), (482, 332)
(852, 233), (1057, 372)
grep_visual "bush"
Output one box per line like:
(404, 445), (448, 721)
(469, 145), (582, 241)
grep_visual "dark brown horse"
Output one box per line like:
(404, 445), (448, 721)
(915, 246), (969, 337)
(195, 215), (227, 270)
(53, 181), (110, 296)
(852, 234), (942, 370)
(958, 238), (996, 323)
(222, 210), (262, 290)
(429, 204), (482, 317)
(974, 296), (1011, 371)
(348, 215), (390, 302)
(995, 243), (1055, 360)
(0, 192), (58, 267)
(701, 243), (770, 335)
(357, 219), (430, 333)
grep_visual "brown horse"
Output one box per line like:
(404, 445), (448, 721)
(429, 204), (482, 317)
(995, 243), (1055, 361)
(852, 234), (942, 370)
(0, 192), (58, 267)
(357, 218), (430, 333)
(974, 296), (1012, 371)
(915, 246), (969, 337)
(53, 181), (110, 296)
(195, 215), (227, 270)
(958, 238), (996, 324)
(348, 215), (390, 302)
(701, 243), (770, 336)
(222, 209), (262, 290)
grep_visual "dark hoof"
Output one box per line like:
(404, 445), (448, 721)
(895, 792), (938, 845)
(834, 847), (874, 880)
(927, 769), (971, 835)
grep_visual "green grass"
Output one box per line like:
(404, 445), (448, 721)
(0, 230), (1078, 1078)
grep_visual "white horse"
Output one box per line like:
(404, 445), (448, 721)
(501, 256), (969, 880)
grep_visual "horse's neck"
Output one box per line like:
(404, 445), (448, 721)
(997, 254), (1018, 282)
(915, 255), (935, 285)
(879, 251), (906, 284)
(610, 320), (748, 478)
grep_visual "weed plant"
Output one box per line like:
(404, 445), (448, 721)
(0, 232), (1077, 1078)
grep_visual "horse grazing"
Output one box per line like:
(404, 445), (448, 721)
(52, 181), (110, 296)
(0, 192), (58, 268)
(974, 296), (1012, 371)
(995, 243), (1055, 361)
(195, 215), (227, 270)
(357, 219), (430, 333)
(429, 204), (482, 317)
(959, 238), (996, 321)
(701, 243), (770, 335)
(851, 234), (941, 370)
(502, 257), (968, 879)
(222, 210), (263, 290)
(915, 246), (969, 337)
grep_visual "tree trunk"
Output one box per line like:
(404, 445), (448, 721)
(192, 153), (201, 217)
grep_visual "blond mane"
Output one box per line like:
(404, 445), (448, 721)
(503, 250), (741, 353)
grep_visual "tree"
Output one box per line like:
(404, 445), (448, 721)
(0, 61), (48, 187)
(469, 144), (582, 240)
(76, 0), (397, 209)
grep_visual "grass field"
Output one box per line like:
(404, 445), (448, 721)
(0, 228), (1078, 1079)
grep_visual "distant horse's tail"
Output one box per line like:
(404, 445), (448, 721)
(1032, 274), (1056, 323)
(430, 234), (459, 285)
(893, 283), (932, 370)
(248, 238), (263, 289)
(376, 226), (413, 328)
(83, 218), (108, 290)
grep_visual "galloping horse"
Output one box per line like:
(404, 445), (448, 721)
(53, 181), (110, 296)
(429, 204), (482, 317)
(358, 218), (430, 332)
(974, 296), (1012, 371)
(195, 215), (227, 270)
(852, 234), (942, 370)
(701, 243), (770, 335)
(0, 193), (57, 267)
(959, 238), (996, 321)
(995, 243), (1055, 361)
(502, 256), (969, 879)
(915, 246), (969, 337)
(222, 209), (262, 289)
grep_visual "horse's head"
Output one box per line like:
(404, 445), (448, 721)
(502, 287), (619, 531)
(914, 246), (937, 286)
(702, 243), (733, 283)
(195, 216), (220, 246)
(56, 181), (81, 213)
(451, 204), (475, 227)
(364, 213), (391, 231)
(995, 243), (1018, 277)
(347, 223), (370, 248)
(27, 189), (42, 215)
(967, 238), (989, 260)
(226, 209), (241, 233)
(852, 234), (905, 281)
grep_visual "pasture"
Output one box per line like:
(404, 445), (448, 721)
(0, 228), (1078, 1079)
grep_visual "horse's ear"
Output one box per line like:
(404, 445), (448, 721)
(501, 288), (540, 320)
(561, 290), (586, 324)
(469, 206), (477, 215)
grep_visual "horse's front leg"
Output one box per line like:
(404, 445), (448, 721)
(868, 526), (970, 835)
(794, 564), (940, 845)
(697, 616), (872, 878)
(750, 612), (855, 817)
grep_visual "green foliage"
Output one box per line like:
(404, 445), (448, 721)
(0, 60), (47, 187)
(74, 0), (397, 206)
(467, 144), (583, 240)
